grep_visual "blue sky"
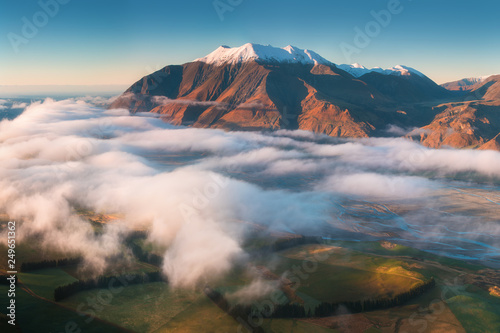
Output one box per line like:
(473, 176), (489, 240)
(1, 0), (499, 91)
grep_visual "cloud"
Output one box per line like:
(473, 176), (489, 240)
(73, 95), (119, 107)
(225, 278), (279, 305)
(0, 98), (331, 285)
(11, 102), (28, 109)
(0, 99), (8, 110)
(383, 124), (417, 136)
(318, 172), (435, 199)
(235, 100), (278, 111)
(0, 97), (499, 290)
(152, 96), (225, 107)
(406, 127), (431, 137)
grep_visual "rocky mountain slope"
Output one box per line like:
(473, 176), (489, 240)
(411, 76), (500, 150)
(441, 76), (489, 92)
(110, 44), (500, 151)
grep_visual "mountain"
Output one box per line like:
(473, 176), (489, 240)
(407, 100), (500, 149)
(110, 43), (450, 138)
(337, 63), (425, 78)
(479, 133), (500, 151)
(193, 44), (330, 66)
(468, 75), (500, 100)
(407, 75), (500, 150)
(441, 76), (490, 92)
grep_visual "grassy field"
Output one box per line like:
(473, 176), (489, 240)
(0, 285), (128, 333)
(18, 268), (78, 300)
(270, 244), (425, 304)
(326, 240), (484, 272)
(302, 299), (466, 332)
(61, 282), (201, 333)
(61, 260), (159, 280)
(0, 241), (78, 272)
(261, 318), (338, 332)
(4, 237), (500, 333)
(152, 296), (240, 333)
(446, 289), (500, 333)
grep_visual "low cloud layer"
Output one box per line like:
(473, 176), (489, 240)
(0, 98), (499, 287)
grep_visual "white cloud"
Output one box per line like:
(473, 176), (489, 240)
(383, 124), (417, 136)
(11, 102), (28, 109)
(0, 97), (498, 288)
(152, 95), (225, 107)
(318, 172), (435, 199)
(225, 278), (279, 305)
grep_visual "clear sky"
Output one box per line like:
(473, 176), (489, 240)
(1, 0), (499, 92)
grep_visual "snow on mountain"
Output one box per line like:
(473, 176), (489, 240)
(194, 43), (331, 66)
(461, 76), (491, 85)
(441, 75), (494, 91)
(337, 63), (426, 78)
(194, 43), (427, 78)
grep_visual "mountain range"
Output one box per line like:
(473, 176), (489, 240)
(110, 43), (500, 151)
(440, 76), (489, 92)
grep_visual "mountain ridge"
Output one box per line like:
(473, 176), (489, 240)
(109, 43), (500, 151)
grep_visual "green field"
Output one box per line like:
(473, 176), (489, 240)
(270, 244), (425, 304)
(447, 290), (500, 333)
(61, 261), (159, 280)
(3, 238), (500, 333)
(0, 285), (128, 333)
(0, 242), (78, 272)
(152, 296), (241, 333)
(261, 318), (338, 333)
(61, 282), (202, 332)
(18, 268), (78, 300)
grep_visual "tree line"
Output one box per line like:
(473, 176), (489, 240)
(127, 240), (163, 266)
(311, 277), (436, 317)
(204, 286), (266, 333)
(20, 257), (83, 272)
(124, 232), (163, 266)
(270, 236), (322, 252)
(249, 235), (322, 256)
(205, 277), (435, 320)
(54, 271), (164, 301)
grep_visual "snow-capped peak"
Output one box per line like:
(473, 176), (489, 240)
(465, 76), (492, 84)
(351, 63), (367, 69)
(194, 43), (428, 79)
(337, 63), (426, 78)
(194, 43), (331, 66)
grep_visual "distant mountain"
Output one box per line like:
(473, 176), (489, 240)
(337, 63), (425, 78)
(110, 43), (450, 138)
(441, 76), (490, 92)
(469, 75), (500, 100)
(407, 75), (500, 150)
(407, 100), (500, 149)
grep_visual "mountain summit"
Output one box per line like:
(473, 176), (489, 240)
(109, 43), (500, 151)
(194, 43), (331, 66)
(194, 43), (426, 78)
(110, 43), (450, 137)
